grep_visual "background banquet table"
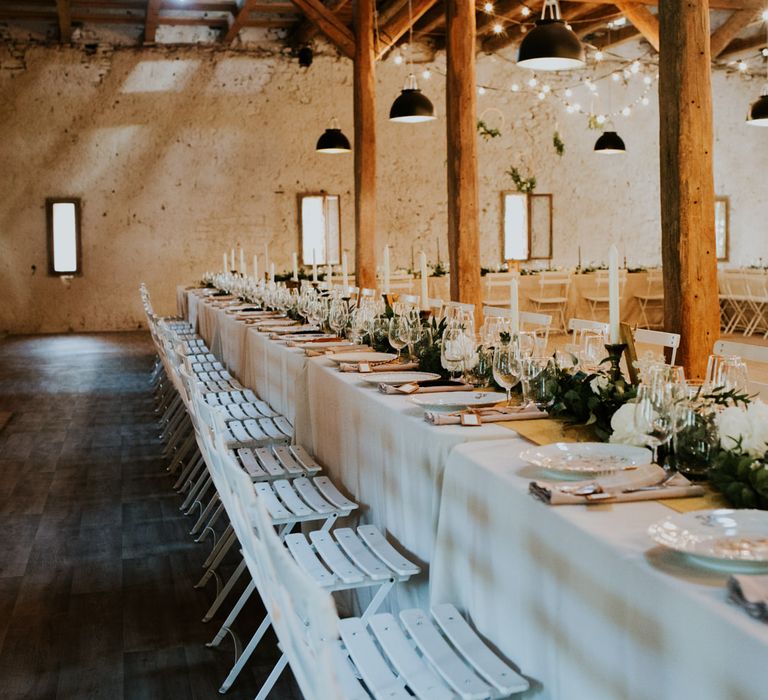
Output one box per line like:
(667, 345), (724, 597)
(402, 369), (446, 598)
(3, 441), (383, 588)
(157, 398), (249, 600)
(430, 439), (768, 700)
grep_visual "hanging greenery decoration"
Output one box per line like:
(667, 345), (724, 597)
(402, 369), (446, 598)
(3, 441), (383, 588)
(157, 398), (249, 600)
(506, 166), (537, 193)
(476, 120), (501, 140)
(553, 131), (565, 157)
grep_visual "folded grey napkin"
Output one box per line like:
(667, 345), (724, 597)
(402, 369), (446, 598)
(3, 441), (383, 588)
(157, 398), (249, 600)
(728, 575), (768, 623)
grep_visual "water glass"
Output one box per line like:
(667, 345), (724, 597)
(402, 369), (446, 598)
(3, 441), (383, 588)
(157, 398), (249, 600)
(634, 383), (674, 465)
(492, 345), (521, 405)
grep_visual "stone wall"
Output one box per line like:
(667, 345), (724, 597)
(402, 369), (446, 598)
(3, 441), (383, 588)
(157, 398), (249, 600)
(0, 41), (766, 333)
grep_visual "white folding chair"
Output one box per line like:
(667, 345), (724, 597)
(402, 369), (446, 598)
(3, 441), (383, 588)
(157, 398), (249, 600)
(483, 306), (552, 350)
(634, 269), (664, 329)
(210, 430), (420, 697)
(227, 472), (530, 700)
(582, 269), (627, 323)
(527, 271), (571, 333)
(483, 272), (515, 307)
(633, 328), (681, 365)
(713, 339), (768, 399)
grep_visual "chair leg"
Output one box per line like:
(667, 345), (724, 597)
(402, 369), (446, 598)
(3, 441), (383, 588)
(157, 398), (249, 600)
(202, 559), (248, 622)
(218, 615), (275, 694)
(196, 501), (225, 544)
(190, 493), (220, 536)
(203, 524), (234, 569)
(196, 530), (236, 589)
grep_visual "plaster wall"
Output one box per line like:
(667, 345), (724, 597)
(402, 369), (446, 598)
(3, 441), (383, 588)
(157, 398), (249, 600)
(0, 42), (765, 333)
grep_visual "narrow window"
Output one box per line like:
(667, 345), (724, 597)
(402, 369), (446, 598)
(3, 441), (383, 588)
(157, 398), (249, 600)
(46, 198), (82, 275)
(299, 193), (341, 266)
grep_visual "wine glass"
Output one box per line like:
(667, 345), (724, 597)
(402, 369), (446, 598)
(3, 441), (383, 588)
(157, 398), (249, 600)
(522, 357), (556, 410)
(634, 383), (674, 466)
(388, 316), (408, 360)
(493, 345), (521, 406)
(328, 300), (349, 338)
(441, 327), (465, 380)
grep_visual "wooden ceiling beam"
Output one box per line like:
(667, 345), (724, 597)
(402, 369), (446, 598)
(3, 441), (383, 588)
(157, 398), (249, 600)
(612, 1), (658, 50)
(589, 24), (640, 48)
(718, 29), (766, 59)
(143, 0), (162, 42)
(413, 7), (444, 38)
(376, 0), (439, 57)
(552, 0), (763, 9)
(222, 0), (252, 42)
(288, 0), (355, 58)
(289, 0), (348, 47)
(710, 8), (761, 57)
(56, 0), (72, 41)
(574, 6), (623, 38)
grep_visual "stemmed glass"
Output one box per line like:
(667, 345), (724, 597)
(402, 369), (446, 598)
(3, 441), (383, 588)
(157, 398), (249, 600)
(493, 345), (521, 406)
(388, 315), (408, 360)
(523, 357), (556, 410)
(328, 299), (349, 338)
(634, 382), (674, 466)
(441, 327), (466, 380)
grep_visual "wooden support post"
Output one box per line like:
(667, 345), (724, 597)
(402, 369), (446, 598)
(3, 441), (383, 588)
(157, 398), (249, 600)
(445, 0), (482, 318)
(658, 0), (720, 378)
(56, 0), (72, 43)
(353, 0), (377, 290)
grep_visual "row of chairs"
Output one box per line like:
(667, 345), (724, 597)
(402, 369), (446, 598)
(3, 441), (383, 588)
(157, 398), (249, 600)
(139, 284), (531, 699)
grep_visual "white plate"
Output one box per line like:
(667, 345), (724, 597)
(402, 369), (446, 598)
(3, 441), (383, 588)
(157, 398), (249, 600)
(410, 391), (506, 411)
(518, 442), (652, 477)
(328, 352), (397, 364)
(648, 509), (768, 572)
(361, 372), (441, 386)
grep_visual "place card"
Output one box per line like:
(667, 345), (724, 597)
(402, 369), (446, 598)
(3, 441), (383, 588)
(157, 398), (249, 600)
(460, 413), (482, 427)
(358, 362), (372, 373)
(396, 383), (419, 394)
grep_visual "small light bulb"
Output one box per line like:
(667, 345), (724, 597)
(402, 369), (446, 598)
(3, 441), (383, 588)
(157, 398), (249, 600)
(738, 60), (748, 72)
(538, 91), (546, 100)
(527, 77), (538, 87)
(762, 8), (768, 21)
(631, 60), (640, 74)
(588, 82), (598, 92)
(566, 105), (575, 114)
(641, 97), (650, 106)
(422, 69), (431, 80)
(510, 83), (520, 92)
(596, 114), (606, 125)
(594, 50), (604, 62)
(573, 102), (581, 111)
(492, 22), (503, 34)
(564, 88), (573, 97)
(612, 72), (621, 82)
(643, 75), (652, 85)
(763, 48), (768, 57)
(622, 69), (631, 79)
(521, 5), (531, 17)
(483, 1), (494, 12)
(478, 86), (486, 95)
(393, 54), (403, 65)
(542, 84), (551, 93)
(622, 106), (631, 116)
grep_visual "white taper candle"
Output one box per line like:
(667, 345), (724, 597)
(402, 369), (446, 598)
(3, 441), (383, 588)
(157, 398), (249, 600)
(608, 244), (620, 344)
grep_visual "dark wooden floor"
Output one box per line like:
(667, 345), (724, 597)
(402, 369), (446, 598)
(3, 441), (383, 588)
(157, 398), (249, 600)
(0, 332), (301, 700)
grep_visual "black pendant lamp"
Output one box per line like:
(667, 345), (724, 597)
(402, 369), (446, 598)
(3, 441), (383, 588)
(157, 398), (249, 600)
(390, 73), (436, 123)
(594, 130), (626, 155)
(316, 118), (351, 154)
(518, 0), (585, 71)
(748, 91), (768, 125)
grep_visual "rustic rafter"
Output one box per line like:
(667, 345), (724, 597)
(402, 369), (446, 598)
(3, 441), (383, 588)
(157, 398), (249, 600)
(718, 29), (767, 59)
(290, 0), (348, 47)
(376, 0), (439, 58)
(612, 1), (659, 50)
(55, 0), (72, 42)
(288, 0), (355, 57)
(143, 0), (162, 43)
(222, 0), (253, 43)
(711, 8), (761, 58)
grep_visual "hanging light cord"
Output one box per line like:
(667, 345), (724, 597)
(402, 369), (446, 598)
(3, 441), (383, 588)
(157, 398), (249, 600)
(407, 0), (414, 75)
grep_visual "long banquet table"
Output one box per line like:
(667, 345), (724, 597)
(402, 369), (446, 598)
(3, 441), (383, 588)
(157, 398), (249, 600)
(181, 287), (768, 699)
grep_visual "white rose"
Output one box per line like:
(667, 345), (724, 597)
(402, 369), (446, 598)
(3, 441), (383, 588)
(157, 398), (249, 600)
(717, 406), (752, 452)
(609, 402), (651, 448)
(589, 374), (610, 395)
(745, 401), (768, 457)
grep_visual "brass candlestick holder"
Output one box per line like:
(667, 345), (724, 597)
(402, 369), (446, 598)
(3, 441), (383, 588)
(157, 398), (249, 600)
(604, 343), (627, 382)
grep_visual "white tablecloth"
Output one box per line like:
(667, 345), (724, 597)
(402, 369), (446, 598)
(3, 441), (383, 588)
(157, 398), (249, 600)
(431, 439), (768, 700)
(302, 358), (511, 611)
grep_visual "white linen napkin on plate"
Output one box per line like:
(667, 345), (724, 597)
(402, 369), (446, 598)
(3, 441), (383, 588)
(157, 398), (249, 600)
(424, 405), (546, 425)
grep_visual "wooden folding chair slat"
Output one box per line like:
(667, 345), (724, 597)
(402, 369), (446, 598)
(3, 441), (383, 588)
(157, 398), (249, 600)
(235, 448), (268, 479)
(284, 534), (338, 586)
(313, 476), (358, 512)
(368, 613), (454, 700)
(339, 618), (412, 700)
(400, 609), (493, 700)
(358, 525), (420, 577)
(431, 604), (529, 695)
(333, 529), (393, 581)
(308, 531), (366, 584)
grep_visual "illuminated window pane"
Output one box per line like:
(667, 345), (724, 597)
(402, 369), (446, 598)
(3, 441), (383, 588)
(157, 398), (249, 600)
(47, 198), (81, 275)
(503, 193), (529, 261)
(301, 194), (341, 266)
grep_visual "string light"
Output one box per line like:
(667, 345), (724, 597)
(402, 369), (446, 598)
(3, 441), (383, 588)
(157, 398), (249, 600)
(564, 88), (573, 97)
(622, 106), (631, 116)
(521, 5), (531, 16)
(393, 53), (404, 65)
(738, 60), (748, 72)
(594, 50), (604, 61)
(527, 77), (538, 87)
(483, 1), (494, 12)
(422, 69), (431, 80)
(493, 22), (504, 34)
(762, 8), (768, 21)
(542, 84), (551, 93)
(511, 83), (520, 91)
